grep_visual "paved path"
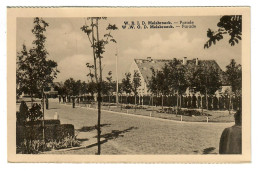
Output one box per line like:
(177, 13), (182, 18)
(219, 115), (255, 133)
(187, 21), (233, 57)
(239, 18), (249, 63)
(44, 100), (233, 155)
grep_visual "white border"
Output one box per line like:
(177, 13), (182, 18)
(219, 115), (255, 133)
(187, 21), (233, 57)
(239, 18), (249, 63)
(1, 0), (259, 170)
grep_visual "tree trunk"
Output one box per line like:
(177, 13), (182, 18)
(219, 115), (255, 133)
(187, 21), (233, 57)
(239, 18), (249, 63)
(41, 89), (45, 141)
(206, 90), (208, 117)
(180, 94), (182, 109)
(161, 95), (164, 110)
(206, 89), (208, 110)
(229, 95), (231, 115)
(201, 95), (203, 115)
(176, 91), (179, 116)
(96, 18), (102, 155)
(151, 95), (153, 106)
(108, 95), (110, 109)
(90, 18), (101, 155)
(97, 89), (101, 155)
(134, 95), (137, 112)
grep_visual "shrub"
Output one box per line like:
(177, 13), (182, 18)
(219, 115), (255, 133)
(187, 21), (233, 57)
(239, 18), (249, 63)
(102, 103), (116, 106)
(16, 123), (74, 145)
(17, 101), (29, 125)
(25, 119), (60, 126)
(124, 105), (132, 109)
(123, 105), (147, 109)
(55, 124), (75, 140)
(17, 136), (80, 154)
(178, 109), (202, 116)
(28, 103), (43, 122)
(17, 101), (43, 125)
(157, 108), (205, 116)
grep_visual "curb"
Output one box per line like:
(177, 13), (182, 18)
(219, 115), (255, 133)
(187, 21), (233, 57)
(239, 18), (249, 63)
(60, 102), (233, 125)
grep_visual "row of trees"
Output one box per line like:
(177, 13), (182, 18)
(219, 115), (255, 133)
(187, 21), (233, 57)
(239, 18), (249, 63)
(55, 70), (117, 98)
(56, 58), (241, 113)
(146, 59), (242, 111)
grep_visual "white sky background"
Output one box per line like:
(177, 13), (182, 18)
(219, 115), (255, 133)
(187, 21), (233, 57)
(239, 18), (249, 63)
(17, 16), (241, 83)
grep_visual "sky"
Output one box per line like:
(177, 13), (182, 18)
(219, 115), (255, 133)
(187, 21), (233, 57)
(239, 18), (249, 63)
(16, 16), (242, 83)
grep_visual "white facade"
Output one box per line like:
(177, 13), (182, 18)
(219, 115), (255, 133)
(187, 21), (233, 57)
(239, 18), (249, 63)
(129, 61), (148, 95)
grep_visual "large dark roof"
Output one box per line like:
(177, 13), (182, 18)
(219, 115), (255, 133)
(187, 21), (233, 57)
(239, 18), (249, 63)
(134, 58), (227, 85)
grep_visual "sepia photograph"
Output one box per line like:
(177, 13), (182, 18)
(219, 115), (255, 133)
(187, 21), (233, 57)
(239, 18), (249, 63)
(7, 7), (251, 163)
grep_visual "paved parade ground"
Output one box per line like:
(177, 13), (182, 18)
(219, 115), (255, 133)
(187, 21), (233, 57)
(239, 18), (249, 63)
(40, 99), (234, 155)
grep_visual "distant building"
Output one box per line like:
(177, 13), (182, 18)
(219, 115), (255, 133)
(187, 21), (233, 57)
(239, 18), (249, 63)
(129, 57), (228, 96)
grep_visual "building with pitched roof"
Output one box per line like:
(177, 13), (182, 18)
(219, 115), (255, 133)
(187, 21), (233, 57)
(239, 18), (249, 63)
(129, 57), (229, 96)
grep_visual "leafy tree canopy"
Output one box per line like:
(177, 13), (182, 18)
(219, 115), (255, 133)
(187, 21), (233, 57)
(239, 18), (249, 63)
(204, 15), (242, 48)
(225, 59), (242, 95)
(122, 72), (132, 95)
(16, 17), (59, 99)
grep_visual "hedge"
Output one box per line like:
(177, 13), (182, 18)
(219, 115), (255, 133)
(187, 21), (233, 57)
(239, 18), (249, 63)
(16, 121), (74, 146)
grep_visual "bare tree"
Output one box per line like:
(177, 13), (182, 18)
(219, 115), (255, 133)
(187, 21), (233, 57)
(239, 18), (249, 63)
(81, 17), (118, 155)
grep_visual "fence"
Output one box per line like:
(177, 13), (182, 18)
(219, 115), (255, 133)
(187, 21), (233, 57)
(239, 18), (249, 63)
(102, 94), (241, 111)
(59, 94), (241, 111)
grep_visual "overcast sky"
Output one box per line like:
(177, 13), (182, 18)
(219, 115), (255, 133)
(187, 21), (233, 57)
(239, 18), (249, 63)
(17, 16), (242, 82)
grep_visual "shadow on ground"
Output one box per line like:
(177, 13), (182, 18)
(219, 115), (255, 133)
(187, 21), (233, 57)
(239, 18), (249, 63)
(86, 126), (138, 149)
(203, 147), (217, 154)
(99, 126), (138, 140)
(77, 124), (111, 132)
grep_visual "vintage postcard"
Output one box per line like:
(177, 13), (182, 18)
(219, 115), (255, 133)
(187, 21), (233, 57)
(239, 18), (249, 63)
(7, 7), (250, 163)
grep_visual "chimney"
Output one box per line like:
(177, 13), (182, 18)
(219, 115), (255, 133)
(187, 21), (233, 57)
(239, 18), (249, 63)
(196, 58), (199, 65)
(183, 57), (187, 65)
(147, 57), (152, 62)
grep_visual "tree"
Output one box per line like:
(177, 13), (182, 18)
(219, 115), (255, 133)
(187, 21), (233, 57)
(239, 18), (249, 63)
(187, 65), (222, 110)
(86, 63), (97, 96)
(88, 81), (97, 97)
(16, 45), (34, 100)
(159, 64), (171, 109)
(147, 67), (159, 110)
(64, 78), (76, 96)
(16, 44), (39, 103)
(104, 71), (114, 103)
(81, 17), (118, 155)
(147, 67), (159, 97)
(16, 17), (59, 140)
(204, 15), (242, 112)
(147, 67), (164, 108)
(86, 63), (95, 82)
(54, 82), (67, 96)
(30, 18), (59, 98)
(131, 70), (141, 107)
(63, 78), (84, 96)
(76, 80), (83, 95)
(204, 15), (242, 48)
(122, 72), (132, 97)
(225, 59), (242, 96)
(168, 59), (188, 113)
(148, 65), (171, 109)
(81, 81), (88, 95)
